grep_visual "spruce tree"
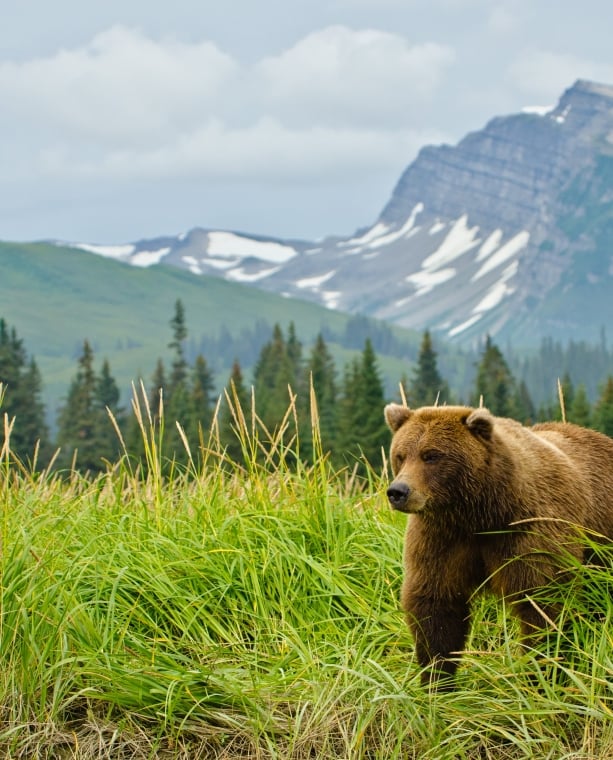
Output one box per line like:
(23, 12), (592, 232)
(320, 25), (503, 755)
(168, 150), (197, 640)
(166, 300), (192, 464)
(56, 340), (103, 472)
(593, 377), (613, 437)
(359, 338), (390, 464)
(514, 380), (536, 423)
(337, 357), (362, 468)
(472, 335), (518, 417)
(409, 330), (449, 406)
(220, 360), (251, 463)
(304, 333), (338, 461)
(190, 354), (216, 443)
(0, 319), (49, 462)
(168, 299), (188, 393)
(253, 324), (295, 433)
(96, 358), (124, 462)
(568, 383), (592, 427)
(149, 359), (167, 414)
(337, 340), (389, 471)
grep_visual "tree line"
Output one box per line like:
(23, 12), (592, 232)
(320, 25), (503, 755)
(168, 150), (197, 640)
(4, 305), (613, 475)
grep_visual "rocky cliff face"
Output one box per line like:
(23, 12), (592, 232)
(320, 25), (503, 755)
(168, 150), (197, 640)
(63, 80), (613, 347)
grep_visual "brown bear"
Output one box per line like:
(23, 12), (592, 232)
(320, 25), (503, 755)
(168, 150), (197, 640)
(384, 403), (613, 688)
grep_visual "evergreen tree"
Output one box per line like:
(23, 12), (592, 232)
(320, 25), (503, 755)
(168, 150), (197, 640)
(219, 360), (251, 463)
(472, 336), (519, 417)
(337, 357), (362, 467)
(409, 330), (449, 406)
(359, 338), (390, 463)
(166, 301), (192, 464)
(514, 380), (536, 423)
(286, 321), (308, 429)
(568, 383), (592, 427)
(286, 321), (303, 386)
(304, 333), (338, 461)
(190, 354), (216, 443)
(168, 299), (188, 393)
(0, 319), (49, 462)
(56, 340), (103, 472)
(96, 358), (124, 462)
(253, 324), (295, 433)
(337, 339), (389, 471)
(593, 377), (613, 437)
(149, 358), (167, 414)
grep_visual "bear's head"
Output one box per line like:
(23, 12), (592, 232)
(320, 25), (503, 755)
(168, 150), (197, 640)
(384, 404), (494, 517)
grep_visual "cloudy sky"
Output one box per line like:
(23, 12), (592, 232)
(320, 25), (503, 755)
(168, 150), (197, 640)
(3, 0), (613, 244)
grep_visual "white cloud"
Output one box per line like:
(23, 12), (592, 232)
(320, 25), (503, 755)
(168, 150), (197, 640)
(507, 50), (613, 101)
(254, 26), (455, 127)
(0, 25), (238, 144)
(42, 117), (447, 182)
(0, 24), (454, 184)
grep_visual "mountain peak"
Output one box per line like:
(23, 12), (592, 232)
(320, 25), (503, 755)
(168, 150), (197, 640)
(57, 80), (613, 347)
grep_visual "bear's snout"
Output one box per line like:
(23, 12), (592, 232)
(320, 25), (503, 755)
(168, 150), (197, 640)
(387, 482), (411, 511)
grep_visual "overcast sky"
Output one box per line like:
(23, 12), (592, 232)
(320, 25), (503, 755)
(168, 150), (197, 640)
(3, 0), (613, 244)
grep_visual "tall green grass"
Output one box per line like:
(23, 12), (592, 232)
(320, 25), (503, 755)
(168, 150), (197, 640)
(0, 384), (612, 758)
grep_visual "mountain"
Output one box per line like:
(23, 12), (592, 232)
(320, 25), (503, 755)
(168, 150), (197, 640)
(0, 241), (424, 416)
(56, 79), (613, 347)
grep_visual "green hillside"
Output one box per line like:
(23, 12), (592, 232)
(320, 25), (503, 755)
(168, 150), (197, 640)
(0, 242), (420, 417)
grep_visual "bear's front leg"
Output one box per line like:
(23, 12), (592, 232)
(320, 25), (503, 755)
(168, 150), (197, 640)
(403, 589), (471, 689)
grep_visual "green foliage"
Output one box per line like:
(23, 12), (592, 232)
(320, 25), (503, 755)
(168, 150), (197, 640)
(1, 241), (424, 416)
(337, 339), (389, 472)
(305, 333), (338, 460)
(512, 335), (613, 409)
(219, 359), (251, 464)
(56, 340), (124, 472)
(409, 329), (450, 406)
(569, 383), (592, 427)
(0, 318), (49, 462)
(593, 376), (613, 436)
(473, 335), (535, 420)
(168, 298), (189, 392)
(0, 404), (612, 758)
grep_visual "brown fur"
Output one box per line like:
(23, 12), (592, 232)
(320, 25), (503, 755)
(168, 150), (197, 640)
(384, 403), (613, 687)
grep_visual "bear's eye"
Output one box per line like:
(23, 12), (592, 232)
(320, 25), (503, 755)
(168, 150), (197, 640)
(421, 449), (443, 464)
(394, 453), (404, 470)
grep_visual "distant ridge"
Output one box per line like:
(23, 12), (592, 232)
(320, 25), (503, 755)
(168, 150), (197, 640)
(52, 79), (613, 347)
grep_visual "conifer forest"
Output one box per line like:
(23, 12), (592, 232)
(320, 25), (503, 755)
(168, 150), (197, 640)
(3, 301), (613, 474)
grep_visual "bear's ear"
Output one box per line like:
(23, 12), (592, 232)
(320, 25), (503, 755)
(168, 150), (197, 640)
(465, 408), (493, 440)
(384, 403), (412, 432)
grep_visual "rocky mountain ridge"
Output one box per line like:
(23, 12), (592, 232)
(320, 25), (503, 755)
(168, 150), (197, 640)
(60, 79), (613, 347)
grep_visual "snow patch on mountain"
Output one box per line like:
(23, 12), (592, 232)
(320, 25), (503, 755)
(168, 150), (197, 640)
(182, 255), (202, 275)
(428, 220), (447, 235)
(407, 268), (456, 297)
(364, 203), (424, 249)
(473, 260), (519, 313)
(226, 266), (281, 283)
(472, 230), (530, 280)
(448, 314), (482, 337)
(207, 231), (297, 264)
(132, 248), (171, 267)
(522, 105), (554, 116)
(71, 242), (135, 260)
(70, 241), (171, 267)
(340, 222), (390, 248)
(321, 290), (342, 309)
(421, 214), (480, 270)
(201, 257), (237, 270)
(476, 230), (503, 262)
(296, 271), (336, 290)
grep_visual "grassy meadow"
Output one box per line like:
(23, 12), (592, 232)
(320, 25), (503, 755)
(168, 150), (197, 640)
(0, 386), (612, 759)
